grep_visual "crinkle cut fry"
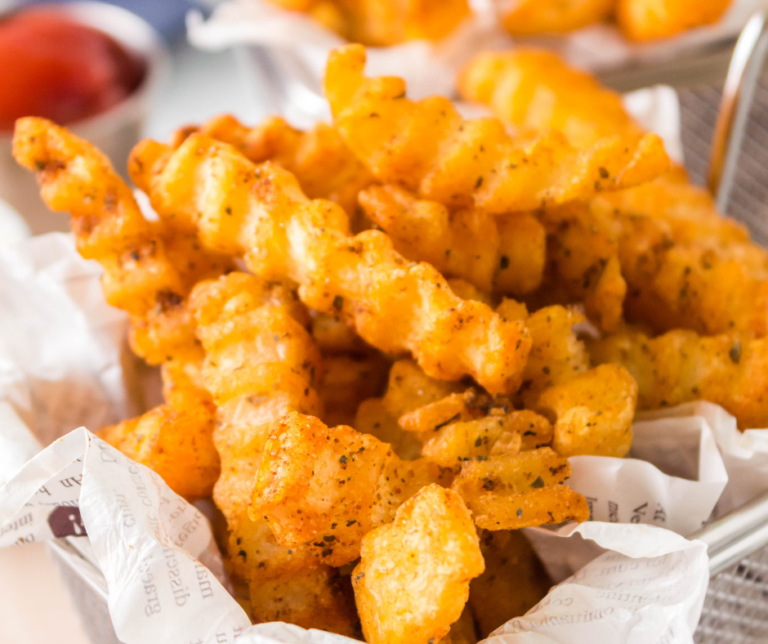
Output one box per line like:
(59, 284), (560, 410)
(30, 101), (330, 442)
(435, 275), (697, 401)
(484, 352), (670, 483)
(352, 485), (484, 644)
(400, 392), (555, 469)
(586, 171), (768, 336)
(451, 447), (589, 530)
(588, 326), (768, 430)
(12, 117), (233, 364)
(325, 45), (670, 214)
(534, 364), (637, 458)
(617, 212), (768, 337)
(343, 0), (471, 46)
(315, 352), (390, 427)
(251, 411), (449, 567)
(495, 302), (590, 405)
(617, 0), (731, 41)
(187, 273), (358, 634)
(532, 201), (626, 332)
(165, 114), (374, 223)
(98, 355), (220, 500)
(264, 0), (471, 46)
(497, 0), (613, 35)
(596, 168), (752, 247)
(355, 359), (463, 461)
(130, 133), (531, 394)
(457, 49), (641, 149)
(359, 184), (545, 296)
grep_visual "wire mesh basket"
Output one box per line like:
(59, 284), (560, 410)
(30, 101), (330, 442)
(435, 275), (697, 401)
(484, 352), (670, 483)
(46, 8), (768, 644)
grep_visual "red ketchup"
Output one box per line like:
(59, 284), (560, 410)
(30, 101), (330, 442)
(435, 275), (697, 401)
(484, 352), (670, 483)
(0, 8), (146, 131)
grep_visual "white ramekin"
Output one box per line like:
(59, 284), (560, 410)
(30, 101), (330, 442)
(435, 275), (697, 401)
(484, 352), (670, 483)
(0, 2), (169, 236)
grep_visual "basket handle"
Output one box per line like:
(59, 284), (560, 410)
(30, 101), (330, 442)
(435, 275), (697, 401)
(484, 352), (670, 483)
(707, 4), (768, 213)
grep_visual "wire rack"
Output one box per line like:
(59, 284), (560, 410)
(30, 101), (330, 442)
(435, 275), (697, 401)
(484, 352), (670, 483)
(697, 550), (768, 643)
(679, 14), (768, 639)
(679, 78), (768, 244)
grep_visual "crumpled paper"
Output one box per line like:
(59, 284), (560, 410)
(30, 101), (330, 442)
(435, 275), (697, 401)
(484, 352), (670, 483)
(0, 427), (249, 642)
(0, 233), (132, 485)
(486, 523), (709, 643)
(637, 402), (768, 521)
(567, 411), (729, 536)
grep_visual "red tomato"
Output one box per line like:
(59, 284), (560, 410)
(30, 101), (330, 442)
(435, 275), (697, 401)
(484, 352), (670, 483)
(0, 9), (146, 131)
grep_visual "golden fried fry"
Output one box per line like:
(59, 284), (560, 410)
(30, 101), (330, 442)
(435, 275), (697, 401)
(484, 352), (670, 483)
(131, 134), (531, 394)
(262, 0), (350, 35)
(617, 0), (732, 41)
(98, 364), (219, 500)
(534, 364), (637, 457)
(531, 201), (626, 331)
(233, 515), (359, 634)
(416, 404), (554, 469)
(14, 119), (230, 501)
(311, 311), (371, 354)
(352, 485), (484, 644)
(592, 171), (768, 337)
(458, 49), (641, 149)
(173, 115), (374, 226)
(360, 184), (545, 295)
(352, 0), (472, 45)
(616, 212), (768, 337)
(252, 412), (448, 566)
(326, 45), (669, 214)
(447, 279), (495, 306)
(266, 0), (471, 45)
(455, 53), (763, 334)
(540, 171), (766, 336)
(356, 359), (463, 459)
(596, 168), (750, 246)
(13, 117), (232, 364)
(589, 326), (768, 429)
(451, 448), (589, 530)
(189, 273), (319, 515)
(470, 530), (551, 637)
(497, 302), (590, 404)
(496, 0), (614, 35)
(317, 353), (390, 427)
(188, 273), (357, 634)
(456, 52), (766, 334)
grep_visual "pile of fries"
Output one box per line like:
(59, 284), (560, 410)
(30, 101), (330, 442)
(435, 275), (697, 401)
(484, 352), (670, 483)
(264, 0), (733, 44)
(13, 44), (768, 643)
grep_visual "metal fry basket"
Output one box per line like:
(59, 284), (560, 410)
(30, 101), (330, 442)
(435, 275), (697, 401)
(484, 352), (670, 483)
(47, 8), (768, 644)
(650, 9), (768, 641)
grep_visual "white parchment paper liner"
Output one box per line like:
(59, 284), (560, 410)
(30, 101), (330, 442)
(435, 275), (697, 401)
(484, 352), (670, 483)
(0, 233), (131, 485)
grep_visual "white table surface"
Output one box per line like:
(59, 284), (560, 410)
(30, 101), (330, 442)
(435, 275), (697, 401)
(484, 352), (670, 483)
(0, 544), (90, 644)
(0, 41), (261, 644)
